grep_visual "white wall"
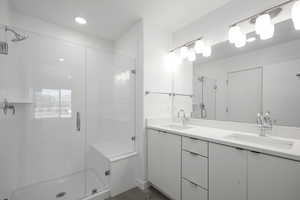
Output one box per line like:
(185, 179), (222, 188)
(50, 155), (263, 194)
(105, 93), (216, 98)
(143, 23), (173, 118)
(0, 0), (11, 25)
(114, 21), (174, 186)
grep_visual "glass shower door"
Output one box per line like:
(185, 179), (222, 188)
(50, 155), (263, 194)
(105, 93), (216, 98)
(14, 31), (88, 199)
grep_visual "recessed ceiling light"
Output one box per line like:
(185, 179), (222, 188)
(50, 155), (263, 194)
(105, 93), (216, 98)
(59, 58), (65, 62)
(247, 37), (256, 43)
(75, 17), (87, 25)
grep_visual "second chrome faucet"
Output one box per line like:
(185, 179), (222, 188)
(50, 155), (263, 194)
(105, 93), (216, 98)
(257, 111), (273, 136)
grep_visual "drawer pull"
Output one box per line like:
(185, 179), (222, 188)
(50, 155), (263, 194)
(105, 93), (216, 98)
(187, 179), (199, 187)
(189, 151), (199, 156)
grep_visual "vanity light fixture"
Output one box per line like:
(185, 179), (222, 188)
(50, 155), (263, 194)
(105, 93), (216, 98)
(59, 58), (65, 62)
(292, 1), (300, 30)
(168, 36), (210, 63)
(75, 17), (87, 25)
(228, 0), (300, 48)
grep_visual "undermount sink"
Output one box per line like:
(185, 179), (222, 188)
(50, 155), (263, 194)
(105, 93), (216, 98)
(225, 134), (294, 150)
(164, 124), (194, 130)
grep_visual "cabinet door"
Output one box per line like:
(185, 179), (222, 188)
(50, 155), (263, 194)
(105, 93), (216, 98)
(248, 152), (300, 200)
(160, 132), (181, 200)
(147, 130), (181, 200)
(209, 143), (247, 200)
(147, 129), (162, 188)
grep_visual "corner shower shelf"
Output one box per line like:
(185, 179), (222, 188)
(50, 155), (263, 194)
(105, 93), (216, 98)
(4, 98), (33, 104)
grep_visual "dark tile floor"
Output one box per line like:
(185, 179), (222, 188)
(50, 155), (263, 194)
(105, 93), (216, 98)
(109, 187), (169, 200)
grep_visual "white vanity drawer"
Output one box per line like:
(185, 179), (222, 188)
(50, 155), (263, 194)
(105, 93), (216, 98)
(182, 137), (208, 157)
(182, 150), (208, 189)
(182, 178), (208, 200)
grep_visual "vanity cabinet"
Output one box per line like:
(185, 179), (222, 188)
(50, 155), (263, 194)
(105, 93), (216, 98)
(147, 128), (300, 200)
(209, 143), (247, 200)
(147, 129), (181, 200)
(209, 143), (300, 200)
(248, 152), (300, 200)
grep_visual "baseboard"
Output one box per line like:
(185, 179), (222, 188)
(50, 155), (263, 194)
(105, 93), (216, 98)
(135, 179), (150, 190)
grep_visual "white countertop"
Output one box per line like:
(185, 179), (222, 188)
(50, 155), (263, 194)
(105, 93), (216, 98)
(147, 121), (300, 162)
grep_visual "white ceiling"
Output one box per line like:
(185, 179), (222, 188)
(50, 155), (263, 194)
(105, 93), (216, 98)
(10, 0), (232, 41)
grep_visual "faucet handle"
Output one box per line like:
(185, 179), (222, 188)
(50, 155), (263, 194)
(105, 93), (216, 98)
(264, 111), (271, 118)
(264, 111), (272, 125)
(256, 112), (263, 125)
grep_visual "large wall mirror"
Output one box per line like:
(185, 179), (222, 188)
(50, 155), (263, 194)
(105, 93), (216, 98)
(176, 19), (300, 127)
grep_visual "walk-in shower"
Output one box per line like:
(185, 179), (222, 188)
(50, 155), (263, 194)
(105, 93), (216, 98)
(0, 25), (137, 200)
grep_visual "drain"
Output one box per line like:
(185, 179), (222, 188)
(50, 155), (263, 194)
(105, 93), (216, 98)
(92, 189), (98, 195)
(56, 192), (66, 198)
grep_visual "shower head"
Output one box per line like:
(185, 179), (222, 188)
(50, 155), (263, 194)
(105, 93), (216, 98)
(11, 33), (28, 42)
(5, 26), (28, 42)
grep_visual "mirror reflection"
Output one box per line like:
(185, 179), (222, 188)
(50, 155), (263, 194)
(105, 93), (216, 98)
(189, 19), (300, 127)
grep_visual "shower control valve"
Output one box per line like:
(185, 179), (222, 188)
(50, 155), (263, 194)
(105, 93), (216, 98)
(1, 99), (15, 115)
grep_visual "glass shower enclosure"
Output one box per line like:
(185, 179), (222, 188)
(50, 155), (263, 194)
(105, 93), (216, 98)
(0, 25), (136, 200)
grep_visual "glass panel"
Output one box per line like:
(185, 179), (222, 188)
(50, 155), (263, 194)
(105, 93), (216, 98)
(86, 49), (136, 162)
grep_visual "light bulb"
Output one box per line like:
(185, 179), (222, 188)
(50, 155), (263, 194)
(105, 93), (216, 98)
(75, 17), (87, 25)
(255, 14), (274, 40)
(255, 14), (270, 35)
(234, 31), (246, 48)
(194, 40), (205, 54)
(203, 45), (212, 57)
(180, 46), (189, 59)
(228, 26), (241, 44)
(259, 23), (274, 40)
(188, 50), (196, 62)
(292, 1), (300, 30)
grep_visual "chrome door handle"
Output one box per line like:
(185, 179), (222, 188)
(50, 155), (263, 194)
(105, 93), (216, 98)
(76, 112), (81, 131)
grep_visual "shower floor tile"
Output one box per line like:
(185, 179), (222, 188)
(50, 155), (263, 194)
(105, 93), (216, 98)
(109, 187), (169, 200)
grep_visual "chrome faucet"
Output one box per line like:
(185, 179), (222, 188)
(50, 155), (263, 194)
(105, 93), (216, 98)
(256, 111), (272, 136)
(177, 109), (188, 126)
